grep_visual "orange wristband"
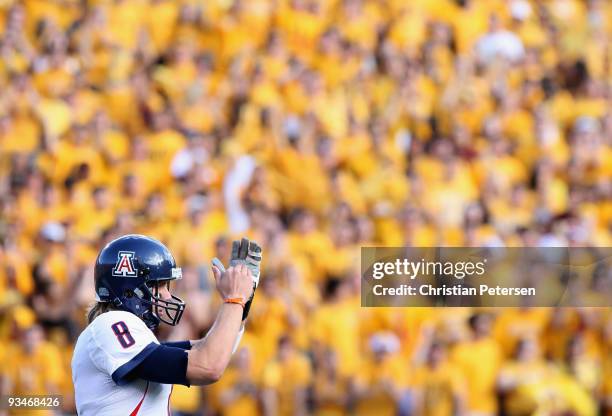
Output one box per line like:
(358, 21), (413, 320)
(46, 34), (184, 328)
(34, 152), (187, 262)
(224, 297), (245, 308)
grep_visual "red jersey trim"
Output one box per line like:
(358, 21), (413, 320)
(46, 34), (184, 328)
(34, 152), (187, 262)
(167, 385), (174, 415)
(129, 381), (150, 416)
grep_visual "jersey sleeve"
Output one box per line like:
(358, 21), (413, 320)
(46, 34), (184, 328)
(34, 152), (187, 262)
(87, 311), (159, 385)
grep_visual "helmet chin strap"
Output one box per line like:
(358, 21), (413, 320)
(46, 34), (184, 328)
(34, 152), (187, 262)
(141, 310), (160, 330)
(133, 284), (159, 329)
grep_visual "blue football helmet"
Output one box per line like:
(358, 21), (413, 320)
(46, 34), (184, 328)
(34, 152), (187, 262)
(94, 234), (185, 329)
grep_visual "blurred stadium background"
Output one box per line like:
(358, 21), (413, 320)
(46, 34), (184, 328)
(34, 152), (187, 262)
(0, 0), (610, 415)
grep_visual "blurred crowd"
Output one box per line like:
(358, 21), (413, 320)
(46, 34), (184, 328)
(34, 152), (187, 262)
(0, 0), (610, 415)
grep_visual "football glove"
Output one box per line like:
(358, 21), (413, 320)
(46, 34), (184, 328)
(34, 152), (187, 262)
(213, 238), (262, 321)
(231, 238), (262, 321)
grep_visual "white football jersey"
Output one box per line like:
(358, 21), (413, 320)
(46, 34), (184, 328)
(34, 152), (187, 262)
(72, 310), (173, 416)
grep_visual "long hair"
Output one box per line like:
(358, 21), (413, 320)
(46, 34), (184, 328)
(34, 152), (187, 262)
(86, 302), (119, 324)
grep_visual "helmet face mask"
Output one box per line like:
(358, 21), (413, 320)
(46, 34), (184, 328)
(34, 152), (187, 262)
(143, 281), (185, 327)
(94, 234), (186, 330)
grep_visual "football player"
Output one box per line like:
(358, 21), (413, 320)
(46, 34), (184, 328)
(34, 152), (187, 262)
(71, 234), (261, 415)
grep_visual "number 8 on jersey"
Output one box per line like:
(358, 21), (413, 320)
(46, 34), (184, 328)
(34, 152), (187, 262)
(111, 321), (136, 348)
